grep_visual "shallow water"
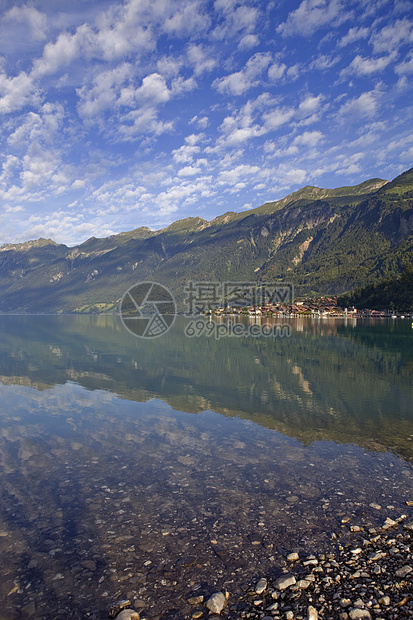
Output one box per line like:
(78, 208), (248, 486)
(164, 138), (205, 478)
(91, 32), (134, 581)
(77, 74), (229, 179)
(0, 316), (412, 619)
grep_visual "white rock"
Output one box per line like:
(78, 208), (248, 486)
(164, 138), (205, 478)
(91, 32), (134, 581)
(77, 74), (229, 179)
(115, 611), (140, 620)
(287, 552), (299, 562)
(349, 609), (371, 619)
(274, 574), (296, 590)
(206, 592), (226, 614)
(255, 577), (267, 594)
(396, 565), (413, 578)
(382, 517), (397, 530)
(307, 605), (318, 620)
(266, 602), (278, 611)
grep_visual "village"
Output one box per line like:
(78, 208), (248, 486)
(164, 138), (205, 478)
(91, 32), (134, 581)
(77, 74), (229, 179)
(205, 297), (412, 318)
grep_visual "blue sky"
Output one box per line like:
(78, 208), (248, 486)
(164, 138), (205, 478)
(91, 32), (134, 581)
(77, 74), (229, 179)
(0, 0), (412, 247)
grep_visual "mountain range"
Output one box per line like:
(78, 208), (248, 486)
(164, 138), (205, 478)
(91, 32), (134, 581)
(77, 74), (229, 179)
(0, 167), (412, 313)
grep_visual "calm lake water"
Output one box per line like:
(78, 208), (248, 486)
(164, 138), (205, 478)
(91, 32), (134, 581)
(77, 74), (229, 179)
(0, 315), (412, 619)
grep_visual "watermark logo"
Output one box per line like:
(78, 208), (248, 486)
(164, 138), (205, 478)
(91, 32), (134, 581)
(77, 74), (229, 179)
(184, 281), (294, 315)
(119, 281), (176, 338)
(185, 318), (291, 340)
(120, 280), (293, 339)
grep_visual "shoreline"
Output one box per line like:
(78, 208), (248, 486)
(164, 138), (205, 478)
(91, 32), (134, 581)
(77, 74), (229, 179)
(111, 513), (413, 620)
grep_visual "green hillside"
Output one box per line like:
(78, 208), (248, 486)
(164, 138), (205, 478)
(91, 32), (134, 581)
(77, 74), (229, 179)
(338, 264), (413, 311)
(0, 168), (412, 313)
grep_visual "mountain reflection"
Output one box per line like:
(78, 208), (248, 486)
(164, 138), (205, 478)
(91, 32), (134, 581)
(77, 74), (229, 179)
(0, 315), (412, 460)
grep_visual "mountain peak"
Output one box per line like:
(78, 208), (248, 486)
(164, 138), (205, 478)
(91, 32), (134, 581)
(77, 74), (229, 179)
(0, 238), (60, 252)
(381, 167), (413, 195)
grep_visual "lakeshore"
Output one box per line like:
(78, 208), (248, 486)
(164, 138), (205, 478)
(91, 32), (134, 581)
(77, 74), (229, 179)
(0, 316), (411, 620)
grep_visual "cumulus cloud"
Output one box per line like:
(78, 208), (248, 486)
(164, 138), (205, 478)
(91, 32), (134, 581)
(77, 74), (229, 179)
(339, 26), (369, 47)
(162, 0), (211, 36)
(213, 52), (272, 95)
(395, 53), (413, 74)
(370, 18), (413, 54)
(262, 107), (295, 131)
(346, 53), (396, 76)
(338, 90), (379, 119)
(3, 5), (48, 41)
(213, 3), (259, 40)
(187, 44), (216, 75)
(238, 34), (259, 50)
(277, 0), (348, 37)
(293, 130), (324, 147)
(0, 71), (39, 114)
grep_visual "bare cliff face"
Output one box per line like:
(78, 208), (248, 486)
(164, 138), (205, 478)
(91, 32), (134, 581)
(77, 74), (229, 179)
(0, 169), (412, 313)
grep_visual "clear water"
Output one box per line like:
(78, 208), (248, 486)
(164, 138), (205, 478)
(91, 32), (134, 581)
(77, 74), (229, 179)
(0, 316), (412, 619)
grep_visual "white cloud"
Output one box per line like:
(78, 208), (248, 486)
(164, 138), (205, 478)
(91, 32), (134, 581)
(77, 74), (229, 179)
(346, 53), (396, 76)
(277, 0), (348, 37)
(400, 146), (413, 161)
(339, 26), (369, 47)
(395, 53), (413, 74)
(32, 29), (84, 78)
(238, 34), (259, 50)
(77, 63), (132, 117)
(189, 115), (209, 129)
(21, 143), (61, 190)
(0, 71), (39, 114)
(135, 73), (171, 104)
(370, 18), (413, 54)
(298, 94), (323, 117)
(213, 3), (259, 39)
(268, 62), (287, 81)
(177, 165), (202, 176)
(3, 5), (48, 41)
(213, 52), (272, 95)
(217, 164), (260, 186)
(338, 90), (379, 119)
(187, 44), (216, 75)
(162, 1), (211, 36)
(262, 107), (295, 131)
(4, 205), (24, 213)
(293, 130), (324, 147)
(310, 54), (340, 70)
(0, 155), (18, 183)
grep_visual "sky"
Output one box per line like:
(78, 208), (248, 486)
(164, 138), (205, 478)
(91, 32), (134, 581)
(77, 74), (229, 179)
(0, 0), (412, 247)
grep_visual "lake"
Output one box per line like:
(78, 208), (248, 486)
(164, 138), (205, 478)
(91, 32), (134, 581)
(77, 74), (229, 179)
(0, 315), (412, 619)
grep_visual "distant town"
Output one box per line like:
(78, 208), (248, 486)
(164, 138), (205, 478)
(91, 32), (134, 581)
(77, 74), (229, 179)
(205, 297), (413, 319)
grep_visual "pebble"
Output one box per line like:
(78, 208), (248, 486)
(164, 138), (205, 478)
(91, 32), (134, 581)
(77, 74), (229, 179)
(114, 611), (140, 620)
(395, 564), (412, 578)
(274, 574), (296, 590)
(108, 599), (131, 619)
(205, 592), (226, 614)
(348, 609), (371, 619)
(255, 577), (267, 594)
(307, 605), (318, 619)
(369, 502), (381, 510)
(100, 511), (413, 620)
(80, 559), (97, 571)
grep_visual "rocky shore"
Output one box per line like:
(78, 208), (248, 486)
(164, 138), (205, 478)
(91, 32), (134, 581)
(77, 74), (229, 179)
(108, 514), (413, 620)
